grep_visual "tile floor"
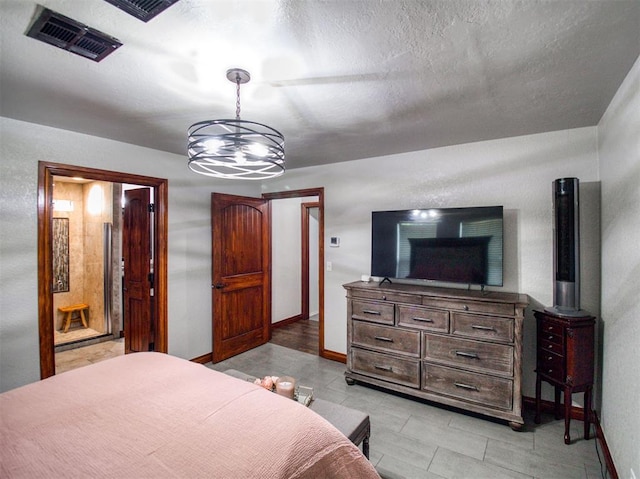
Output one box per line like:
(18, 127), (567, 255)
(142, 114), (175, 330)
(55, 337), (124, 374)
(54, 326), (102, 345)
(208, 343), (606, 479)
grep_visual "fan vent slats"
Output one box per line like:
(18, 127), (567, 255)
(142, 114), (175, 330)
(103, 0), (179, 22)
(26, 6), (122, 62)
(40, 18), (80, 45)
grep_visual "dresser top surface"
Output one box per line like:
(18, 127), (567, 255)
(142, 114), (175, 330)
(344, 281), (529, 306)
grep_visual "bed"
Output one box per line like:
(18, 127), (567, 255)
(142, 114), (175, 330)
(0, 352), (379, 478)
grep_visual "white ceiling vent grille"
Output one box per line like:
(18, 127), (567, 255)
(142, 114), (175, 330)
(25, 7), (122, 62)
(103, 0), (180, 22)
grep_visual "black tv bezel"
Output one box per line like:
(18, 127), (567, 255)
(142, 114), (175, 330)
(370, 205), (504, 287)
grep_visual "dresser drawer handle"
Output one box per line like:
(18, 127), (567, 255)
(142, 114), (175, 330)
(471, 325), (495, 332)
(547, 344), (554, 350)
(455, 351), (479, 359)
(547, 356), (553, 361)
(412, 317), (434, 323)
(548, 335), (554, 340)
(454, 382), (478, 391)
(547, 326), (554, 331)
(374, 336), (394, 342)
(362, 309), (381, 315)
(375, 365), (393, 372)
(463, 305), (469, 311)
(547, 369), (553, 374)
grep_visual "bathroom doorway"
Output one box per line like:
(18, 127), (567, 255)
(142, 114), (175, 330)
(38, 162), (168, 379)
(52, 180), (150, 352)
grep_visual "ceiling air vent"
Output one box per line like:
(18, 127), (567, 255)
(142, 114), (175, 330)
(26, 7), (122, 62)
(103, 0), (180, 22)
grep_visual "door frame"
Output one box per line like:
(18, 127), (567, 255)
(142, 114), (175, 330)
(262, 188), (329, 358)
(301, 202), (319, 322)
(38, 161), (168, 379)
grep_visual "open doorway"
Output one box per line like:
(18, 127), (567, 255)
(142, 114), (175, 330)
(262, 188), (328, 358)
(38, 162), (168, 379)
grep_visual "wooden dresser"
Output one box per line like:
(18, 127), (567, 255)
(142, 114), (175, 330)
(344, 281), (529, 430)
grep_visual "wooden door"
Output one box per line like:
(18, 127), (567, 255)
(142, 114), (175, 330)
(123, 188), (153, 353)
(211, 193), (270, 362)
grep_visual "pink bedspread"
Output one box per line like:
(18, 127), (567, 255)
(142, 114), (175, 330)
(1, 352), (379, 478)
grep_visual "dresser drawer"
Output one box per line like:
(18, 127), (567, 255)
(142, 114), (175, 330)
(538, 350), (565, 382)
(397, 305), (449, 332)
(422, 364), (513, 410)
(351, 300), (395, 325)
(422, 297), (515, 316)
(351, 289), (422, 305)
(352, 321), (420, 357)
(423, 334), (513, 376)
(451, 313), (514, 343)
(351, 348), (420, 388)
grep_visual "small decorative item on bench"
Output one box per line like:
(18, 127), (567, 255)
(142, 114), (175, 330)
(254, 376), (278, 391)
(252, 374), (313, 406)
(296, 385), (314, 407)
(275, 376), (296, 399)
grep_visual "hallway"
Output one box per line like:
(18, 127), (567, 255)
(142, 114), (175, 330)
(270, 318), (319, 355)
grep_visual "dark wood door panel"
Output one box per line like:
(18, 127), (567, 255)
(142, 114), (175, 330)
(212, 193), (270, 362)
(123, 188), (153, 353)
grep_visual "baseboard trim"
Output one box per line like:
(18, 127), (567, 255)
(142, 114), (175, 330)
(190, 352), (212, 364)
(521, 395), (586, 421)
(321, 349), (346, 363)
(522, 396), (617, 479)
(592, 410), (618, 479)
(272, 314), (303, 329)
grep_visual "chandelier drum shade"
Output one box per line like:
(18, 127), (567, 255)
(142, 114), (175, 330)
(187, 68), (285, 180)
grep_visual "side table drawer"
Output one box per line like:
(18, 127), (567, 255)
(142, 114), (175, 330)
(538, 350), (565, 382)
(539, 338), (562, 355)
(351, 348), (420, 388)
(422, 363), (513, 410)
(540, 320), (563, 337)
(351, 300), (394, 325)
(352, 321), (420, 357)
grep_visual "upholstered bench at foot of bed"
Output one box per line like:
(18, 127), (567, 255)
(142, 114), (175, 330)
(222, 369), (371, 459)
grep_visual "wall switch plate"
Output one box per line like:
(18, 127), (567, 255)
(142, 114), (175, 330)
(326, 261), (332, 271)
(631, 468), (636, 479)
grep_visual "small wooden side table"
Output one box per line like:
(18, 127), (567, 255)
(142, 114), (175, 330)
(534, 310), (595, 444)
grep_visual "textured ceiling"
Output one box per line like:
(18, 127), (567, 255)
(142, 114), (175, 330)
(1, 0), (639, 171)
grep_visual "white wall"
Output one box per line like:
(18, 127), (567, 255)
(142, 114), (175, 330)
(308, 207), (319, 318)
(271, 196), (320, 323)
(271, 197), (303, 323)
(598, 55), (640, 479)
(0, 117), (258, 392)
(263, 126), (601, 401)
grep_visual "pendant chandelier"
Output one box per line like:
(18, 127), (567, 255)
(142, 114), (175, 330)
(187, 68), (285, 180)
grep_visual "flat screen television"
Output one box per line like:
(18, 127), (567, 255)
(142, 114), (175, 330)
(371, 206), (503, 287)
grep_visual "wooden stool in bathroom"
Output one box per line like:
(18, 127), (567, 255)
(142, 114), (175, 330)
(59, 304), (89, 333)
